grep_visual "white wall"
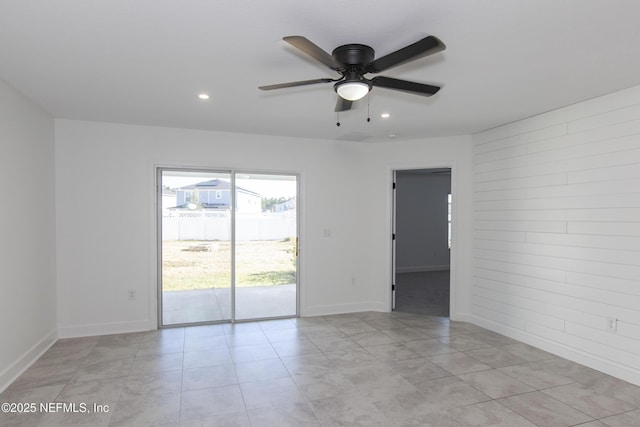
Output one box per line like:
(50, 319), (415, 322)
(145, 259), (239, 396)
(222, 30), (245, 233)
(472, 84), (640, 385)
(54, 120), (378, 334)
(360, 136), (474, 319)
(54, 120), (474, 335)
(396, 172), (451, 272)
(0, 80), (56, 391)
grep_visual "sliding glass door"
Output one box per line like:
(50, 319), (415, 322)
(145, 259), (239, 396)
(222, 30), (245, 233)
(234, 173), (298, 320)
(158, 168), (298, 326)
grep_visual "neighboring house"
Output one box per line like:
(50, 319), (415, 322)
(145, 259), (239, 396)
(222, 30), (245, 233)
(174, 179), (261, 212)
(273, 197), (296, 212)
(161, 187), (177, 211)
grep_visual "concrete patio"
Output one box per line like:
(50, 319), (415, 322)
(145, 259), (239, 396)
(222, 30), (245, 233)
(161, 284), (296, 325)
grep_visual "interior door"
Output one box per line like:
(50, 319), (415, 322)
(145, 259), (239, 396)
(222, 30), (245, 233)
(392, 168), (452, 316)
(392, 170), (397, 310)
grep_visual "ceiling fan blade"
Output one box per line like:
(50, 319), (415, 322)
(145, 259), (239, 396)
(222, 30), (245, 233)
(283, 36), (340, 70)
(335, 97), (353, 112)
(366, 35), (445, 73)
(371, 76), (440, 96)
(259, 78), (334, 91)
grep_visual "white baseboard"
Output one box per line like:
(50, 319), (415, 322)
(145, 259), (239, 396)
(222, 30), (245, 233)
(57, 319), (152, 339)
(467, 314), (640, 387)
(449, 312), (474, 323)
(302, 301), (387, 317)
(396, 265), (450, 273)
(0, 328), (57, 393)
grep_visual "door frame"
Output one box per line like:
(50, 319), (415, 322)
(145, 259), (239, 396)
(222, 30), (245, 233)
(155, 166), (301, 328)
(388, 163), (457, 317)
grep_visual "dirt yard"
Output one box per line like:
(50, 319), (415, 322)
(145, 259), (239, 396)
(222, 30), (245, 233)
(161, 239), (296, 291)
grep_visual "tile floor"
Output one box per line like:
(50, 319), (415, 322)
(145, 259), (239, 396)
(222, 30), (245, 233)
(2, 311), (640, 426)
(395, 271), (450, 317)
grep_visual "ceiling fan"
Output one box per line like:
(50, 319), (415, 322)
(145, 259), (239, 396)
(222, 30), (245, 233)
(259, 35), (446, 112)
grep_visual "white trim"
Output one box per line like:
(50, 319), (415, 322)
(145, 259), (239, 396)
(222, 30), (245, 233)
(150, 164), (160, 331)
(303, 301), (388, 317)
(0, 329), (57, 393)
(57, 320), (151, 339)
(387, 161), (459, 318)
(467, 314), (640, 387)
(451, 313), (475, 323)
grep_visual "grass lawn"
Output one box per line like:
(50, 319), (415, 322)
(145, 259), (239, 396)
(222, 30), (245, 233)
(162, 239), (296, 291)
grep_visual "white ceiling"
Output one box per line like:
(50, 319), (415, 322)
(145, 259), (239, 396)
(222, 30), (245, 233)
(2, 1), (640, 142)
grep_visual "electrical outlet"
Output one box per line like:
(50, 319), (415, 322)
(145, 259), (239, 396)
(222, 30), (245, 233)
(606, 317), (617, 332)
(128, 290), (136, 300)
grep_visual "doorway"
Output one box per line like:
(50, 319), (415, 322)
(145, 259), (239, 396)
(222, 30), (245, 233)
(392, 168), (451, 317)
(158, 168), (299, 327)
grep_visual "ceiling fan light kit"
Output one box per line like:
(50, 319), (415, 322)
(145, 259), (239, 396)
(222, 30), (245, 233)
(335, 80), (370, 101)
(259, 34), (445, 113)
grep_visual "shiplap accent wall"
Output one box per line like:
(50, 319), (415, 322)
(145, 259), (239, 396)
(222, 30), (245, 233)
(472, 85), (640, 385)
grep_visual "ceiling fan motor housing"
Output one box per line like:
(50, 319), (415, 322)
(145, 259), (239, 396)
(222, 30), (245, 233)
(332, 44), (374, 68)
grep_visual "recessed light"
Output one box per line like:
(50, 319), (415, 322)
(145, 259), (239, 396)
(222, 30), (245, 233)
(198, 93), (210, 100)
(381, 113), (390, 118)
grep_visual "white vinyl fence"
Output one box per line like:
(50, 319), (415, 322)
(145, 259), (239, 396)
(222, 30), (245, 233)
(162, 210), (296, 241)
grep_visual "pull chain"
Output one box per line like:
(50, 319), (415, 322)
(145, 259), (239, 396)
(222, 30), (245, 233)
(336, 111), (341, 127)
(367, 96), (371, 123)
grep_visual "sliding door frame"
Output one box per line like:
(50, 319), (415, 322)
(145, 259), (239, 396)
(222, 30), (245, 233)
(156, 166), (300, 328)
